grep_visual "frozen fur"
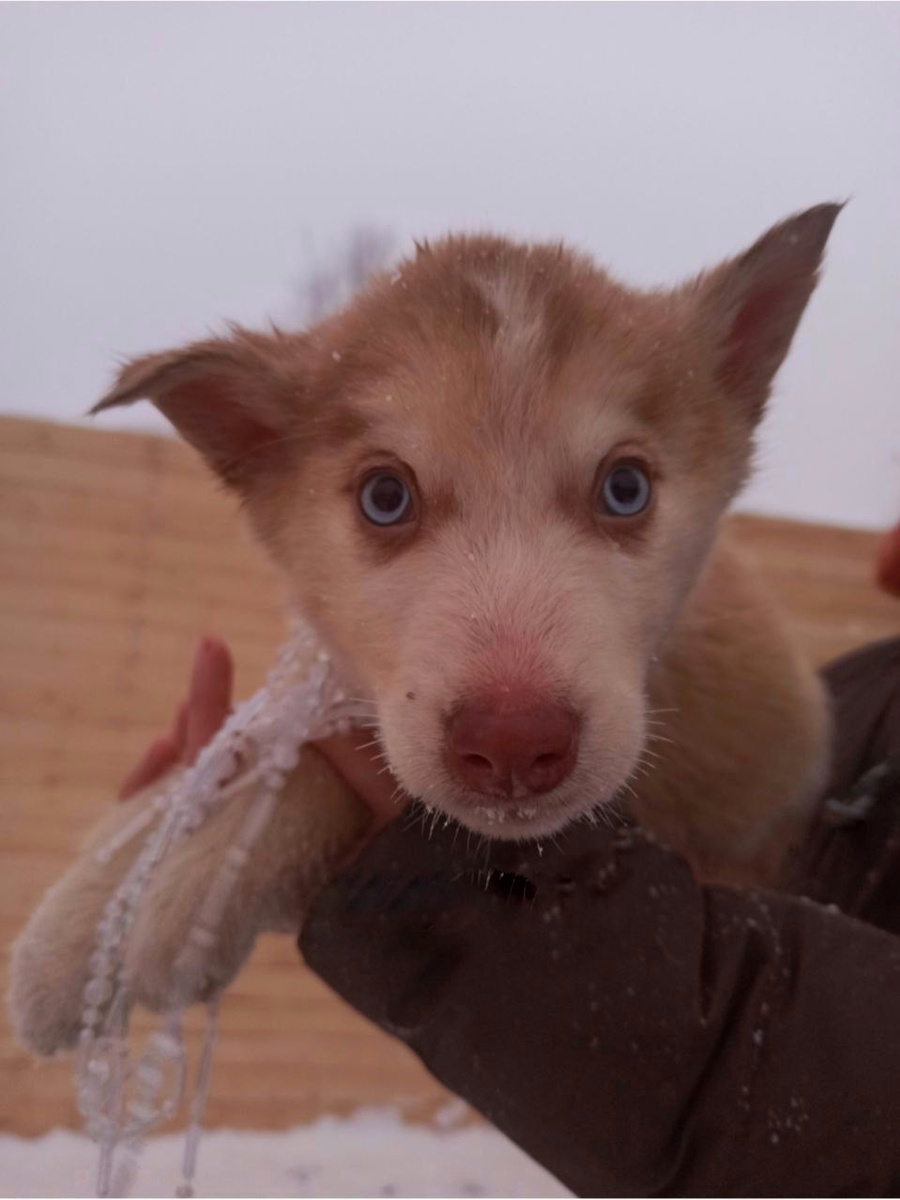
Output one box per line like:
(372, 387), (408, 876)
(10, 206), (838, 1056)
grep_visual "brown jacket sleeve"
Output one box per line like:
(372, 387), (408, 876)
(300, 639), (900, 1198)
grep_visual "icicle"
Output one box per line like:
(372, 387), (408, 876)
(75, 620), (358, 1196)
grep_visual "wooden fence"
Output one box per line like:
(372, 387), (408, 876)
(1, 416), (895, 1135)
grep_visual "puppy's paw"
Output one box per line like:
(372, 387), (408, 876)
(8, 786), (169, 1056)
(9, 748), (369, 1054)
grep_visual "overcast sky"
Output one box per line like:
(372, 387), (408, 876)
(1, 3), (898, 528)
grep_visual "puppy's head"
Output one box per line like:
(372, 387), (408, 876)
(95, 205), (840, 838)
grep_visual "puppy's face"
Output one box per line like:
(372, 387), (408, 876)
(96, 206), (839, 839)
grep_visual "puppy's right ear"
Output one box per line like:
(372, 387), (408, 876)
(688, 203), (843, 426)
(91, 328), (309, 491)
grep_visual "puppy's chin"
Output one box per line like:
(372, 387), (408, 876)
(416, 779), (624, 841)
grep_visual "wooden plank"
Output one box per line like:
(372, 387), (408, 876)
(1, 415), (896, 1136)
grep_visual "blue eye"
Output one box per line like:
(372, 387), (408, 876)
(599, 464), (651, 517)
(359, 472), (412, 525)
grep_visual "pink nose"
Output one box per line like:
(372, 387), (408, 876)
(445, 700), (579, 798)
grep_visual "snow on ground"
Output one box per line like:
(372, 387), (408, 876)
(0, 1107), (570, 1198)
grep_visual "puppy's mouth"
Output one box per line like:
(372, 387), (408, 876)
(415, 773), (623, 840)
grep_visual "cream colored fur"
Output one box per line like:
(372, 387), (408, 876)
(9, 205), (839, 1058)
(9, 748), (368, 1057)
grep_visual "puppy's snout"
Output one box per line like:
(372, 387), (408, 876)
(445, 698), (579, 798)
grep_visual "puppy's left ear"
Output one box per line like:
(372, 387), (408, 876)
(695, 203), (843, 419)
(91, 327), (311, 493)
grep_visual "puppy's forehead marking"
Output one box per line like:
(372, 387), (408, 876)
(330, 237), (605, 397)
(472, 267), (547, 382)
(323, 235), (691, 501)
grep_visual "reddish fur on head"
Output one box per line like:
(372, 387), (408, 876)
(94, 205), (840, 848)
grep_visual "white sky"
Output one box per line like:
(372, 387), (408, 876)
(1, 3), (898, 528)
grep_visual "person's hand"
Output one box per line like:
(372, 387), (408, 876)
(118, 636), (234, 800)
(315, 728), (405, 829)
(118, 635), (406, 828)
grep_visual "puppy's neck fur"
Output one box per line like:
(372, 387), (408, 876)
(636, 530), (829, 884)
